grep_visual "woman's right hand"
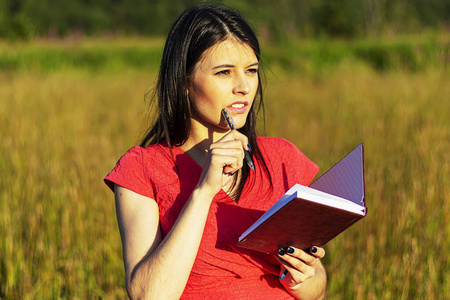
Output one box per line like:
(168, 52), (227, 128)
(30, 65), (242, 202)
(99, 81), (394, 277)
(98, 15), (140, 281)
(196, 130), (250, 198)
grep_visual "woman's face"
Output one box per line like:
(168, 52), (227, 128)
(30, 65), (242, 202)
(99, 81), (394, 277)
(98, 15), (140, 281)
(187, 38), (259, 131)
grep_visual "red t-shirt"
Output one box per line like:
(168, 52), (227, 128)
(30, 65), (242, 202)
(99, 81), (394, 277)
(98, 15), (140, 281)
(105, 137), (318, 299)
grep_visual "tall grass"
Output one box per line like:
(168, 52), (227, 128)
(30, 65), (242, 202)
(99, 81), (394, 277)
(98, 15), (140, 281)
(263, 64), (449, 299)
(0, 70), (152, 299)
(0, 37), (449, 299)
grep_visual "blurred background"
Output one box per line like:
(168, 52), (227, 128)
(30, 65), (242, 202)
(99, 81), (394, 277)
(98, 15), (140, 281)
(0, 0), (449, 299)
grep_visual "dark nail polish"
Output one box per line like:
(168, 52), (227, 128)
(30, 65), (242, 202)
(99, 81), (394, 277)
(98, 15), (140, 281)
(278, 248), (285, 256)
(310, 246), (318, 254)
(286, 246), (295, 254)
(247, 144), (252, 152)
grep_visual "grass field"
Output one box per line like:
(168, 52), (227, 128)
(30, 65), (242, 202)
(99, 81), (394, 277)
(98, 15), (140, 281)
(0, 36), (449, 299)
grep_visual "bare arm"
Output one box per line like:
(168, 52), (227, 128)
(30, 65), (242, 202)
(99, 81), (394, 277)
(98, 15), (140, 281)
(115, 184), (216, 299)
(114, 131), (249, 299)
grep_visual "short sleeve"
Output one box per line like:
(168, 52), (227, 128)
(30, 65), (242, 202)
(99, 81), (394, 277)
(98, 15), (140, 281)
(104, 146), (155, 199)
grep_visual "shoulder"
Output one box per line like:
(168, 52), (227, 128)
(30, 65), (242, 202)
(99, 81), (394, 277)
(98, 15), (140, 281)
(120, 142), (173, 164)
(104, 142), (175, 195)
(257, 136), (294, 147)
(113, 144), (163, 167)
(112, 146), (144, 171)
(256, 136), (319, 186)
(256, 136), (302, 157)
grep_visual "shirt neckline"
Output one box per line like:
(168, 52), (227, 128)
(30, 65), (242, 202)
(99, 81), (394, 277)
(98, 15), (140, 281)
(158, 141), (238, 203)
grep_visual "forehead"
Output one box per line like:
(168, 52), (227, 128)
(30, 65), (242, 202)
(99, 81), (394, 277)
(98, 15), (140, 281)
(196, 38), (257, 69)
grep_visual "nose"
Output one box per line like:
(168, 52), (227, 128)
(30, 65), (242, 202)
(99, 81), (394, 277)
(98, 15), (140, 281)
(233, 72), (251, 95)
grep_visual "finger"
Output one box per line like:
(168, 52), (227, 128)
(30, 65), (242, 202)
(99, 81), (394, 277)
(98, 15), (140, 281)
(279, 247), (320, 269)
(229, 130), (250, 151)
(275, 256), (309, 283)
(310, 246), (326, 259)
(275, 255), (291, 279)
(222, 157), (242, 174)
(209, 145), (245, 163)
(278, 249), (315, 277)
(209, 142), (245, 170)
(209, 150), (243, 173)
(217, 130), (250, 151)
(210, 139), (245, 154)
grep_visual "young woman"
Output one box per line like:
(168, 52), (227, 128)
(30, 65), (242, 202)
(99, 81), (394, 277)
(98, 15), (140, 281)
(105, 5), (327, 299)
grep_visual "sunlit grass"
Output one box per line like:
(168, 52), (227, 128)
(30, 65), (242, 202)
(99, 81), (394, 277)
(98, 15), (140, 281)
(0, 70), (152, 298)
(0, 39), (449, 299)
(263, 64), (449, 299)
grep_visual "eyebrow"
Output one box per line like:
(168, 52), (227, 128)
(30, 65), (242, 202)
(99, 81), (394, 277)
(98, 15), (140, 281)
(212, 62), (259, 70)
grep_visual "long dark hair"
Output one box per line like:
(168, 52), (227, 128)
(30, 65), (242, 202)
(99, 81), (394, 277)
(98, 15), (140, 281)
(141, 5), (272, 201)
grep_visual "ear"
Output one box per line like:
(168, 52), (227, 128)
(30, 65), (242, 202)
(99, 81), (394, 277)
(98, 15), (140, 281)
(186, 76), (191, 96)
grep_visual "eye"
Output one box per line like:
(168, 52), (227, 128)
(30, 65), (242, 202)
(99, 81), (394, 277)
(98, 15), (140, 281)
(215, 69), (231, 76)
(246, 68), (258, 75)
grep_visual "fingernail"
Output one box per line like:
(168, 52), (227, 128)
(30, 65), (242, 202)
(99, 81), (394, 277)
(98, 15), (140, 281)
(286, 246), (295, 254)
(278, 248), (285, 256)
(247, 144), (252, 152)
(310, 246), (318, 254)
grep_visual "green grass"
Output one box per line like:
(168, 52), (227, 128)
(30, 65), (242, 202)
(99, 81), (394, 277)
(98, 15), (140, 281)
(267, 34), (450, 74)
(0, 37), (165, 73)
(0, 36), (449, 299)
(0, 34), (448, 74)
(263, 65), (449, 299)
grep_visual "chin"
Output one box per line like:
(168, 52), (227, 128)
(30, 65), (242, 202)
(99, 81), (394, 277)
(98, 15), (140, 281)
(234, 116), (249, 129)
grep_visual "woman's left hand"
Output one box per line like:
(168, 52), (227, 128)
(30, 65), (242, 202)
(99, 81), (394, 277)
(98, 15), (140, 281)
(276, 246), (325, 286)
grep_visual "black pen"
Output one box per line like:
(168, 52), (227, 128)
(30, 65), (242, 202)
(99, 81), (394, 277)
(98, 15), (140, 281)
(221, 109), (255, 172)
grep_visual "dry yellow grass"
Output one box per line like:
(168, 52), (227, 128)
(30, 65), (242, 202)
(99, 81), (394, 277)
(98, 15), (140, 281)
(264, 64), (449, 299)
(0, 61), (449, 298)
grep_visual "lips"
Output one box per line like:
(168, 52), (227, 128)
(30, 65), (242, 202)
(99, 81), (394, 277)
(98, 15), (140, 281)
(227, 101), (248, 114)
